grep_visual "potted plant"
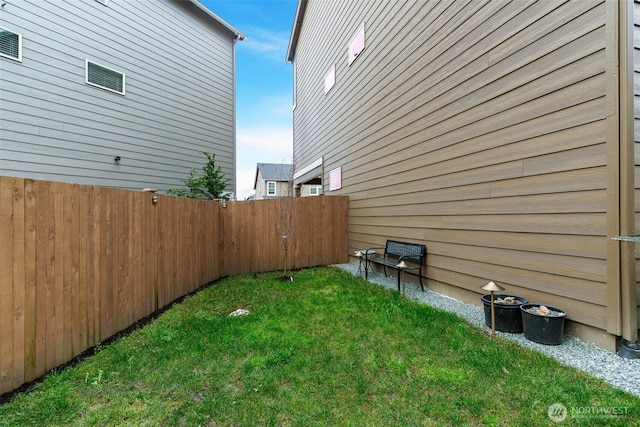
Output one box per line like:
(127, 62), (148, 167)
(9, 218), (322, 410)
(520, 303), (567, 345)
(480, 294), (528, 333)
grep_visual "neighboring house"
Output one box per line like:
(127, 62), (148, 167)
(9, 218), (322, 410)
(0, 0), (244, 196)
(254, 163), (293, 199)
(287, 0), (640, 352)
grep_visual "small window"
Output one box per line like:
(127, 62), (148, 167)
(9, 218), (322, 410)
(86, 60), (125, 94)
(348, 23), (365, 66)
(309, 185), (322, 196)
(267, 181), (276, 196)
(324, 64), (335, 94)
(0, 28), (22, 62)
(292, 59), (297, 110)
(329, 167), (341, 191)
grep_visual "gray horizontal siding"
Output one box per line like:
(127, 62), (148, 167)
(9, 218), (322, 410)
(0, 0), (237, 193)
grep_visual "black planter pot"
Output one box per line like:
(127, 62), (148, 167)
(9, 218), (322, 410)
(521, 303), (567, 345)
(481, 294), (528, 333)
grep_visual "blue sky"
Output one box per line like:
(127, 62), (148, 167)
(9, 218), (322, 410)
(200, 0), (298, 199)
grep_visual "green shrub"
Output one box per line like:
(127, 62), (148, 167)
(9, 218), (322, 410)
(168, 152), (231, 200)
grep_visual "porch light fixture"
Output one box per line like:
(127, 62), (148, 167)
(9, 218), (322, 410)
(480, 280), (505, 336)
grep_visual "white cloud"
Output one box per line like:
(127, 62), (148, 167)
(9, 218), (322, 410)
(237, 126), (292, 152)
(236, 166), (257, 200)
(235, 124), (293, 200)
(240, 27), (290, 62)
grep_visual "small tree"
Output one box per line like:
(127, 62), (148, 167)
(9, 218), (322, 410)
(168, 152), (231, 200)
(275, 163), (296, 281)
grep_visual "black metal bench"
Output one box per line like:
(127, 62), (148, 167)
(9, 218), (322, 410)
(365, 240), (427, 292)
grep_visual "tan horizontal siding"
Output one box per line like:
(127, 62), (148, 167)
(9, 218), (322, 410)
(351, 227), (606, 260)
(327, 3), (606, 173)
(351, 213), (607, 236)
(353, 167), (607, 207)
(295, 0), (613, 336)
(352, 190), (606, 217)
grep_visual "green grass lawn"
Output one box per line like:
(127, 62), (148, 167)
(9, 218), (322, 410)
(1, 267), (638, 426)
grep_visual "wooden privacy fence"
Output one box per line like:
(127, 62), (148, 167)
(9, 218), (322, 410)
(0, 176), (349, 396)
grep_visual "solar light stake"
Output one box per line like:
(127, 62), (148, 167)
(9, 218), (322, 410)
(396, 259), (408, 296)
(480, 280), (505, 336)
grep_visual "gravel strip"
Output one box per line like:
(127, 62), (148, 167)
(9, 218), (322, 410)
(334, 263), (640, 398)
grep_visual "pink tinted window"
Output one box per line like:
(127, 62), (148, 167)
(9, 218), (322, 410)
(329, 167), (342, 191)
(348, 24), (365, 66)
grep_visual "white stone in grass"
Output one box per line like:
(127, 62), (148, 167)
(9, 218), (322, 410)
(229, 309), (249, 317)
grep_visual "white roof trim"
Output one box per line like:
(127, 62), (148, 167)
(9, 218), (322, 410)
(186, 0), (246, 41)
(286, 0), (307, 61)
(293, 157), (322, 180)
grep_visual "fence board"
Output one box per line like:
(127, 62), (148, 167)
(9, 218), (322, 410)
(34, 180), (52, 379)
(87, 186), (99, 347)
(0, 177), (14, 393)
(77, 185), (88, 356)
(23, 179), (37, 383)
(114, 189), (125, 334)
(131, 192), (142, 324)
(52, 184), (64, 368)
(100, 189), (113, 342)
(0, 177), (349, 397)
(11, 178), (26, 389)
(62, 184), (74, 362)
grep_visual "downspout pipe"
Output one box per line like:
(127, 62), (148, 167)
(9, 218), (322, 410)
(616, 0), (638, 347)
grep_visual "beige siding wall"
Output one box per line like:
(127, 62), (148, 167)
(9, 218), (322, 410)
(293, 0), (622, 341)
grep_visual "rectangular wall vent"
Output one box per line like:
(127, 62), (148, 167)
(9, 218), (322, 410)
(86, 60), (125, 94)
(0, 28), (22, 62)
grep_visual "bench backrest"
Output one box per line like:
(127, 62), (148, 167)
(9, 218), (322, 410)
(384, 240), (426, 264)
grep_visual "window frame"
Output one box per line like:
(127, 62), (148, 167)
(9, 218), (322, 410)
(329, 167), (342, 191)
(292, 58), (297, 110)
(85, 59), (125, 95)
(309, 185), (322, 196)
(324, 64), (335, 95)
(267, 181), (276, 196)
(348, 23), (365, 66)
(0, 27), (22, 62)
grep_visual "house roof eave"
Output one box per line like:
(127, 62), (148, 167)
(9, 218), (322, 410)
(286, 0), (308, 62)
(186, 0), (247, 41)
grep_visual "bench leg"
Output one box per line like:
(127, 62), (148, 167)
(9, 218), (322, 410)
(419, 270), (424, 291)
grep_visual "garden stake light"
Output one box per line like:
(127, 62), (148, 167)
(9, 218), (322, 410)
(480, 280), (505, 336)
(396, 259), (408, 296)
